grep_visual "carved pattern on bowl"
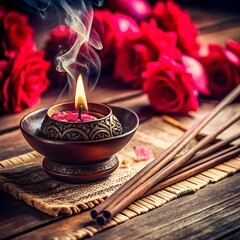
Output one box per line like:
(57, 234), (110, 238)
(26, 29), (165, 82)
(40, 103), (123, 141)
(43, 156), (119, 175)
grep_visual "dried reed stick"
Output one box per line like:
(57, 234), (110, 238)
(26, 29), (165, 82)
(162, 115), (189, 131)
(91, 85), (240, 220)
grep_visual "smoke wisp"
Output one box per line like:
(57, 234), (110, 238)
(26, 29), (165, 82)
(23, 0), (103, 94)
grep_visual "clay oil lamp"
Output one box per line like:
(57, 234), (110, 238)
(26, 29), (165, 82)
(40, 75), (123, 141)
(20, 75), (139, 183)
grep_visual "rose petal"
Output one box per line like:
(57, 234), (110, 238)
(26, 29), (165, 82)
(226, 39), (240, 58)
(182, 55), (209, 95)
(133, 145), (153, 161)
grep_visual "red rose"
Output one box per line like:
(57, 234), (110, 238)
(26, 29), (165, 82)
(226, 39), (240, 58)
(2, 11), (35, 58)
(114, 19), (181, 87)
(152, 0), (200, 57)
(0, 49), (50, 113)
(93, 10), (139, 69)
(199, 44), (240, 98)
(143, 56), (199, 113)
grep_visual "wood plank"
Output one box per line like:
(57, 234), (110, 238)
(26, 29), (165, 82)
(96, 174), (240, 239)
(14, 172), (240, 239)
(179, 211), (240, 239)
(93, 174), (240, 239)
(223, 230), (240, 240)
(198, 16), (240, 34)
(0, 191), (57, 239)
(172, 102), (240, 143)
(0, 129), (33, 161)
(148, 196), (240, 239)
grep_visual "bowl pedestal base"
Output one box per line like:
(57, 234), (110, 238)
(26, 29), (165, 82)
(42, 155), (119, 183)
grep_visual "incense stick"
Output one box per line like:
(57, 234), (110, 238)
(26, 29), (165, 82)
(102, 112), (240, 220)
(166, 145), (239, 182)
(144, 146), (240, 196)
(96, 146), (240, 225)
(185, 132), (240, 165)
(91, 85), (240, 220)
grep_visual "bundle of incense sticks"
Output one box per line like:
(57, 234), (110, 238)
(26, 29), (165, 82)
(91, 85), (240, 225)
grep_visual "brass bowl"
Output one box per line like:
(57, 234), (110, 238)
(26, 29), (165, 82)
(20, 105), (139, 164)
(40, 102), (123, 141)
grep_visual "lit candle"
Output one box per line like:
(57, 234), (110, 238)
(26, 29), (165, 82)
(52, 75), (97, 122)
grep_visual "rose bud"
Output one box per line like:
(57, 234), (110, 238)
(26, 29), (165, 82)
(182, 55), (209, 95)
(45, 25), (72, 56)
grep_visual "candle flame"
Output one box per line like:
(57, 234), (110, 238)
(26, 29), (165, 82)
(75, 74), (88, 111)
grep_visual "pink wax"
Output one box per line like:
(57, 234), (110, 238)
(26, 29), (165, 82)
(52, 110), (97, 122)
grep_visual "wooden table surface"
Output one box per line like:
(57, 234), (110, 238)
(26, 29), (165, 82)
(0, 7), (240, 240)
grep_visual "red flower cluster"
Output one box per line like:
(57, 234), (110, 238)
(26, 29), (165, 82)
(0, 9), (50, 113)
(44, 0), (240, 114)
(94, 0), (239, 113)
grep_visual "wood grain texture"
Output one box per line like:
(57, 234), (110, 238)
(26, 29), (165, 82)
(172, 102), (240, 143)
(0, 130), (32, 160)
(0, 192), (56, 239)
(91, 173), (240, 240)
(16, 173), (240, 240)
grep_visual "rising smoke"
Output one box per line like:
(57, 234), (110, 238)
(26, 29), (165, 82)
(22, 0), (103, 93)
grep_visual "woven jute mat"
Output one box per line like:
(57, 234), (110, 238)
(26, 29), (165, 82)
(0, 117), (239, 239)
